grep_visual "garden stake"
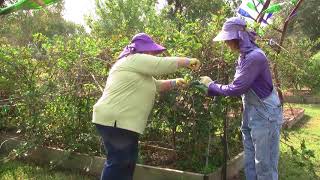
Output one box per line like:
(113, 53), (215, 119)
(223, 103), (228, 180)
(219, 43), (228, 180)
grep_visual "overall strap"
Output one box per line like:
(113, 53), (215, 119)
(246, 89), (269, 111)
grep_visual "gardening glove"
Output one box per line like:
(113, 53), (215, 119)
(172, 78), (188, 88)
(200, 76), (213, 87)
(188, 58), (201, 71)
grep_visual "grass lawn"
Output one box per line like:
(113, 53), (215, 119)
(279, 104), (320, 180)
(0, 159), (96, 180)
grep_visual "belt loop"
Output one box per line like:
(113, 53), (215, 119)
(114, 121), (117, 127)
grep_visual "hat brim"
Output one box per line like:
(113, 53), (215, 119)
(136, 42), (166, 54)
(213, 30), (239, 41)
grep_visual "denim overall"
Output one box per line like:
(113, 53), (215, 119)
(241, 88), (283, 180)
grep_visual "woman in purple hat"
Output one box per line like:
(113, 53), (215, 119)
(200, 17), (283, 180)
(92, 33), (201, 180)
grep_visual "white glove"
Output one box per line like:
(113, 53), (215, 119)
(200, 76), (213, 87)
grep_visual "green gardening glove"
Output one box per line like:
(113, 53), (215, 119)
(190, 80), (208, 94)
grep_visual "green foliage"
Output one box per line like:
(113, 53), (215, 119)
(279, 104), (320, 179)
(0, 33), (107, 154)
(259, 35), (319, 93)
(305, 51), (320, 93)
(1, 0), (319, 174)
(91, 0), (158, 37)
(166, 0), (228, 22)
(291, 0), (320, 48)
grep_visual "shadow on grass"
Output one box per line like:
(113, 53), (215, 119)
(279, 151), (319, 180)
(286, 115), (312, 132)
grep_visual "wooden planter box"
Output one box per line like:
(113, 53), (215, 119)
(0, 133), (243, 180)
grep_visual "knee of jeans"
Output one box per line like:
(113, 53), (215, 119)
(255, 160), (271, 174)
(106, 158), (136, 168)
(257, 175), (273, 180)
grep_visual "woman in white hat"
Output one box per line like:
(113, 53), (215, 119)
(200, 17), (283, 180)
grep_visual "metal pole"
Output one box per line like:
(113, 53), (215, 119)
(222, 114), (228, 180)
(205, 131), (211, 168)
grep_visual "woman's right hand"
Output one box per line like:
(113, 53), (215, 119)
(175, 78), (188, 88)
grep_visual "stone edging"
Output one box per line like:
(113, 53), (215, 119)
(207, 152), (244, 180)
(0, 134), (243, 180)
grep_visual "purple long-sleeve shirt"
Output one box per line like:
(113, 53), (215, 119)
(208, 48), (273, 99)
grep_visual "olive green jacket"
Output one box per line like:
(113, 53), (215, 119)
(92, 53), (180, 134)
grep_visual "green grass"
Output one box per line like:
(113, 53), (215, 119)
(0, 159), (96, 180)
(279, 104), (320, 180)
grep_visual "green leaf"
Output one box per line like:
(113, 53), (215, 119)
(2, 105), (9, 113)
(0, 0), (60, 15)
(264, 3), (283, 13)
(246, 2), (256, 11)
(184, 73), (193, 83)
(257, 27), (265, 36)
(290, 0), (298, 5)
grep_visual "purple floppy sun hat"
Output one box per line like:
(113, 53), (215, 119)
(213, 17), (247, 42)
(118, 33), (166, 59)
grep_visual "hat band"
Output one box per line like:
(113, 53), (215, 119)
(223, 24), (246, 32)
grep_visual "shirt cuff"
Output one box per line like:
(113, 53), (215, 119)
(207, 82), (221, 96)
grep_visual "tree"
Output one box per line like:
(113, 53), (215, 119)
(166, 0), (228, 22)
(0, 1), (80, 46)
(290, 0), (320, 49)
(90, 0), (158, 37)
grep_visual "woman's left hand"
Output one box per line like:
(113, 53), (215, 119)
(188, 58), (201, 71)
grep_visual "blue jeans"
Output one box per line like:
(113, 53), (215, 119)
(95, 124), (139, 180)
(242, 89), (283, 180)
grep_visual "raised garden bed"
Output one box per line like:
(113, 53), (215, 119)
(283, 107), (305, 128)
(0, 106), (305, 179)
(0, 132), (243, 180)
